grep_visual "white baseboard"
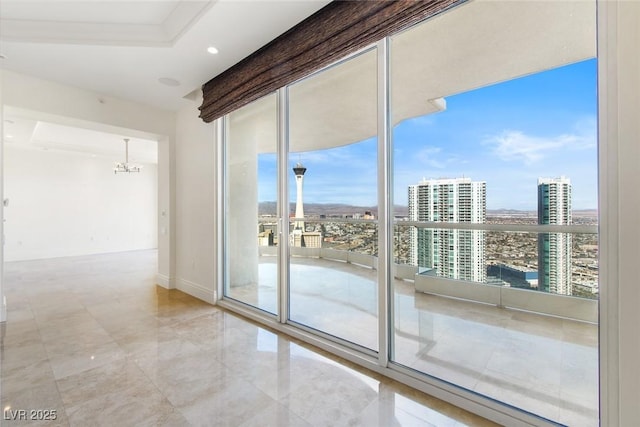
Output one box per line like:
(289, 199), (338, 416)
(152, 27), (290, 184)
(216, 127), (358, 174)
(177, 278), (216, 305)
(156, 274), (176, 289)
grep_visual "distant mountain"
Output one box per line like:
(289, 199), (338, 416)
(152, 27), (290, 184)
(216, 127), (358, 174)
(487, 209), (536, 216)
(259, 202), (408, 217)
(572, 209), (598, 217)
(258, 202), (277, 215)
(487, 208), (598, 217)
(259, 202), (379, 216)
(258, 203), (596, 218)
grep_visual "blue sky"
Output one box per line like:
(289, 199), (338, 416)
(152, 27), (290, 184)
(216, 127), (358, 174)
(259, 59), (597, 210)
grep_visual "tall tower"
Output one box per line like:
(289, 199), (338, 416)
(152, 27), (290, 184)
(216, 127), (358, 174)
(537, 176), (572, 295)
(293, 162), (307, 231)
(408, 177), (486, 282)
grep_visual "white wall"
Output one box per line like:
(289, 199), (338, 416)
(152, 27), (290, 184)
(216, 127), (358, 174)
(174, 96), (216, 303)
(0, 70), (175, 287)
(156, 135), (175, 289)
(4, 146), (157, 261)
(2, 71), (175, 139)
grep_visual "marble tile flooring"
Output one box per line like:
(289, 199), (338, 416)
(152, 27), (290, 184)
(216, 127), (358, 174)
(1, 250), (498, 426)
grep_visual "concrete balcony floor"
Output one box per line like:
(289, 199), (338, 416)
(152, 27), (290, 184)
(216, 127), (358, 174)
(227, 256), (598, 427)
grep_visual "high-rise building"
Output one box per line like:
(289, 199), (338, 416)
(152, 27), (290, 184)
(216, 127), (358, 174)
(408, 177), (486, 282)
(537, 176), (572, 295)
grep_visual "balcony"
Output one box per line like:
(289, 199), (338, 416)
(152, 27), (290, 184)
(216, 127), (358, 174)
(228, 243), (598, 426)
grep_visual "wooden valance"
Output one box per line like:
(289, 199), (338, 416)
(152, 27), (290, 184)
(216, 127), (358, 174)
(199, 0), (461, 123)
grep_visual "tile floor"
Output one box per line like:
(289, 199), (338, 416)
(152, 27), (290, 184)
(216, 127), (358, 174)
(1, 250), (498, 426)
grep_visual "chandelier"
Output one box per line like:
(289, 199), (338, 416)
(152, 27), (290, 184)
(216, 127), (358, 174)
(114, 138), (142, 174)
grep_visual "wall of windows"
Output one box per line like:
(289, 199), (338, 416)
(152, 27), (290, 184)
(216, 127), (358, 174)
(220, 1), (598, 425)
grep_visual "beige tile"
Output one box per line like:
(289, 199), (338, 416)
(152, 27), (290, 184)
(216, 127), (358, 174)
(1, 320), (42, 348)
(64, 381), (182, 427)
(129, 333), (202, 371)
(109, 323), (179, 355)
(238, 401), (312, 427)
(1, 342), (50, 371)
(154, 302), (216, 325)
(136, 350), (228, 408)
(280, 371), (379, 427)
(37, 314), (106, 343)
(228, 348), (327, 401)
(47, 340), (127, 380)
(1, 250), (573, 427)
(177, 373), (275, 427)
(56, 359), (152, 407)
(40, 326), (114, 352)
(5, 307), (36, 323)
(1, 358), (57, 395)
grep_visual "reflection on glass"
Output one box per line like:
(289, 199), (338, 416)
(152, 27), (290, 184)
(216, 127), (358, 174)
(287, 48), (379, 350)
(393, 228), (598, 418)
(225, 93), (278, 314)
(391, 0), (598, 424)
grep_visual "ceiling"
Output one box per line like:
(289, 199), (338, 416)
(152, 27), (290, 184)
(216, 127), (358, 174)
(0, 0), (331, 112)
(0, 1), (596, 161)
(4, 118), (158, 163)
(0, 0), (331, 160)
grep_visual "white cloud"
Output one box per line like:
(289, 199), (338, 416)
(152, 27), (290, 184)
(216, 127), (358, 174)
(484, 125), (595, 165)
(406, 116), (436, 127)
(415, 146), (446, 169)
(292, 142), (376, 168)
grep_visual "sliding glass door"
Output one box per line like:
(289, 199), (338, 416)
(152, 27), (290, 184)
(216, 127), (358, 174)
(287, 47), (379, 351)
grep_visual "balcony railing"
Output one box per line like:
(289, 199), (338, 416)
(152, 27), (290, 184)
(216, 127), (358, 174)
(413, 273), (596, 323)
(258, 217), (598, 324)
(260, 244), (597, 323)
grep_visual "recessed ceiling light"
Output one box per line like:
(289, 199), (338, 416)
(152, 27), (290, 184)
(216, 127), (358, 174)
(207, 46), (219, 55)
(158, 77), (180, 87)
(5, 135), (13, 139)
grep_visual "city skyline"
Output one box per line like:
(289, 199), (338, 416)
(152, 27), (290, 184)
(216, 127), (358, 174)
(257, 170), (597, 297)
(258, 58), (597, 211)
